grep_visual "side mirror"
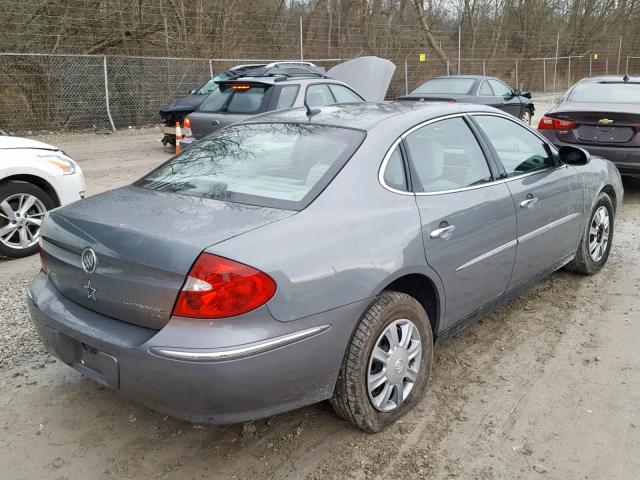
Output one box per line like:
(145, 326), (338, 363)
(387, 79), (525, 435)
(521, 91), (532, 99)
(558, 145), (590, 165)
(513, 89), (522, 96)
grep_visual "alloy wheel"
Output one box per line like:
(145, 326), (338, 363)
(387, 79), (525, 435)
(588, 206), (610, 262)
(0, 193), (47, 250)
(367, 318), (422, 412)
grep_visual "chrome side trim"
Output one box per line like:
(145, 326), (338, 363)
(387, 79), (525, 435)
(149, 324), (331, 362)
(455, 239), (518, 272)
(518, 213), (581, 243)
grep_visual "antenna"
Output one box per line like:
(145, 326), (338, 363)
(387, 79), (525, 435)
(304, 98), (320, 117)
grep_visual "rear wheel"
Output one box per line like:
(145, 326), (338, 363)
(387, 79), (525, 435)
(566, 192), (614, 275)
(0, 181), (54, 258)
(330, 291), (433, 432)
(520, 109), (532, 125)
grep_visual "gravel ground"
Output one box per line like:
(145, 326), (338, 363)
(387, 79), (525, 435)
(1, 100), (639, 479)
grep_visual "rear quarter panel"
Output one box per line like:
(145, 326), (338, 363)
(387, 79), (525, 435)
(207, 124), (445, 326)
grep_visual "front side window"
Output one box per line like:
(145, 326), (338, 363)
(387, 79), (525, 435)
(474, 115), (554, 176)
(488, 80), (512, 97)
(306, 84), (335, 107)
(328, 84), (364, 103)
(137, 123), (365, 210)
(404, 117), (492, 193)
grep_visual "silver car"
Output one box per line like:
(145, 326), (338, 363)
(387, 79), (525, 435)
(29, 102), (623, 432)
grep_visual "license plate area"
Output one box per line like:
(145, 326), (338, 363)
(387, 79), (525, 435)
(576, 125), (634, 143)
(45, 327), (120, 390)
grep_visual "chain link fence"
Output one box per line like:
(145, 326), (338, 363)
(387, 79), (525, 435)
(1, 51), (638, 132)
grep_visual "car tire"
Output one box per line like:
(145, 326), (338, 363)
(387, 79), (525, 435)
(565, 192), (614, 275)
(520, 109), (532, 125)
(0, 180), (55, 259)
(330, 291), (433, 432)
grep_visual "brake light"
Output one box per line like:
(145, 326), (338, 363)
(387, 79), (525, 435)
(183, 117), (191, 129)
(538, 116), (576, 130)
(172, 253), (276, 319)
(231, 84), (251, 91)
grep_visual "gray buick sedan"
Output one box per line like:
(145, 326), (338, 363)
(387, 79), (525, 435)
(29, 102), (623, 432)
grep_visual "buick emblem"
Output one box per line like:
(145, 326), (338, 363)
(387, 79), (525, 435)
(81, 248), (98, 273)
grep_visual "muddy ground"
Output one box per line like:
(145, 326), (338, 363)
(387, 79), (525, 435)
(1, 104), (639, 479)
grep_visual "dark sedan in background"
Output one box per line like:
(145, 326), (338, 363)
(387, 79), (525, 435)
(538, 75), (640, 178)
(399, 75), (535, 124)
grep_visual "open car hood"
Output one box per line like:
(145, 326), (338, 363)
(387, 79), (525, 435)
(327, 56), (396, 101)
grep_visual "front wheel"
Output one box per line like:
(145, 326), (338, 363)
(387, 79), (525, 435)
(0, 181), (55, 258)
(566, 192), (614, 275)
(330, 291), (433, 432)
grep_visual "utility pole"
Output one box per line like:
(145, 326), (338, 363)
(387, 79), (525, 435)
(553, 32), (559, 92)
(458, 25), (461, 74)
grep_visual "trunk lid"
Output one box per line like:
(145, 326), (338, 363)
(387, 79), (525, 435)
(188, 111), (250, 139)
(549, 102), (640, 146)
(42, 185), (294, 329)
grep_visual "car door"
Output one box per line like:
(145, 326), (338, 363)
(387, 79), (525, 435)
(472, 114), (584, 289)
(488, 79), (522, 117)
(403, 115), (518, 328)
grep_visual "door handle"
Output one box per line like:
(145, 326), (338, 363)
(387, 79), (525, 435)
(430, 224), (456, 239)
(520, 197), (538, 208)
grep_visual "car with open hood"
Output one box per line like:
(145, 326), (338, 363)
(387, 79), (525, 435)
(180, 56), (396, 148)
(29, 102), (621, 432)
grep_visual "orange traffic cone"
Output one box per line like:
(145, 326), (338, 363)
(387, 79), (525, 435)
(175, 121), (182, 154)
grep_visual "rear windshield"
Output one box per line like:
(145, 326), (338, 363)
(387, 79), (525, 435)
(568, 82), (640, 103)
(412, 78), (476, 95)
(136, 123), (365, 210)
(198, 84), (270, 113)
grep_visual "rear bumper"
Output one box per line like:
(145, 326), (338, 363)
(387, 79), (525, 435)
(539, 131), (640, 178)
(28, 272), (365, 424)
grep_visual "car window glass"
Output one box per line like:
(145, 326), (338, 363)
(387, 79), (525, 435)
(198, 88), (232, 111)
(412, 78), (475, 94)
(328, 84), (363, 103)
(383, 146), (407, 191)
(226, 86), (268, 113)
(404, 117), (492, 193)
(478, 81), (493, 96)
(488, 80), (511, 96)
(568, 82), (640, 103)
(306, 84), (335, 107)
(138, 123), (365, 210)
(474, 115), (553, 176)
(275, 85), (299, 109)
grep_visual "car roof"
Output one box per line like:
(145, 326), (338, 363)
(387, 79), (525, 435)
(431, 75), (494, 81)
(243, 101), (498, 131)
(222, 76), (348, 86)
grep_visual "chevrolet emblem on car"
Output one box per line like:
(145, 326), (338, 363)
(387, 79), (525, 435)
(598, 118), (614, 125)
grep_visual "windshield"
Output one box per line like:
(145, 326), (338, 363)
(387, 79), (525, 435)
(412, 78), (476, 95)
(137, 123), (365, 210)
(198, 84), (270, 113)
(568, 82), (640, 103)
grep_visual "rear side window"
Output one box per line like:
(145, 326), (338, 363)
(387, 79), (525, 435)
(383, 146), (407, 191)
(404, 117), (492, 193)
(137, 123), (365, 210)
(328, 84), (363, 103)
(274, 85), (299, 109)
(474, 115), (553, 176)
(306, 84), (335, 107)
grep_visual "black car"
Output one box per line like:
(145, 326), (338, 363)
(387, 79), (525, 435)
(538, 75), (640, 179)
(399, 75), (534, 124)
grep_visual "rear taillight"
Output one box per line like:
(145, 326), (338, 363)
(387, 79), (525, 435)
(635, 124), (640, 133)
(538, 116), (576, 130)
(182, 117), (192, 137)
(172, 253), (276, 319)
